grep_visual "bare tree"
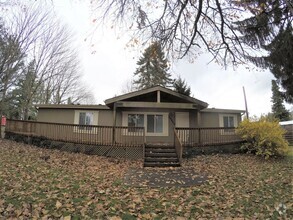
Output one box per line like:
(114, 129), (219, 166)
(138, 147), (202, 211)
(0, 21), (23, 118)
(95, 0), (247, 66)
(2, 1), (94, 119)
(95, 0), (292, 67)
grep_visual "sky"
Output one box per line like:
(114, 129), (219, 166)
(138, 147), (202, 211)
(52, 0), (292, 117)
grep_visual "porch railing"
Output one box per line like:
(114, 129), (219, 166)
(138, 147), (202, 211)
(5, 119), (145, 147)
(175, 127), (242, 147)
(174, 128), (183, 164)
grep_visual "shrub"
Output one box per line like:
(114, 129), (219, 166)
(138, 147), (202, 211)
(236, 117), (289, 158)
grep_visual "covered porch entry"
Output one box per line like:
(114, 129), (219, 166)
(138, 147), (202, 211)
(105, 86), (208, 167)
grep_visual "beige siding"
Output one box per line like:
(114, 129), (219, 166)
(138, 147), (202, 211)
(201, 112), (220, 127)
(98, 110), (114, 126)
(37, 109), (114, 126)
(200, 112), (242, 127)
(37, 109), (74, 124)
(176, 112), (189, 127)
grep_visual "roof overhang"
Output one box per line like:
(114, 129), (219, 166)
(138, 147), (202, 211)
(105, 86), (208, 109)
(201, 108), (246, 114)
(36, 104), (110, 110)
(115, 101), (201, 109)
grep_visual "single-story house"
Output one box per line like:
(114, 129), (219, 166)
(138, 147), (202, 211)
(36, 86), (245, 145)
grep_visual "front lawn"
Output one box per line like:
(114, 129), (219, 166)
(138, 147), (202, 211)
(0, 139), (292, 219)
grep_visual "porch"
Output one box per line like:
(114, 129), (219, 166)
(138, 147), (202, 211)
(4, 119), (243, 166)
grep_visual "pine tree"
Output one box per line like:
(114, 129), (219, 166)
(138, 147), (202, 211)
(173, 76), (191, 96)
(235, 2), (293, 102)
(10, 60), (39, 120)
(265, 25), (293, 103)
(271, 80), (290, 121)
(133, 42), (173, 89)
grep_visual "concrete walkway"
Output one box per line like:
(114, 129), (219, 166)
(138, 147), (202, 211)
(124, 168), (207, 187)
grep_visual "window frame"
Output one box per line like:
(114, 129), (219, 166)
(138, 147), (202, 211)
(219, 114), (238, 135)
(122, 111), (168, 136)
(127, 113), (144, 132)
(147, 114), (163, 133)
(74, 110), (99, 132)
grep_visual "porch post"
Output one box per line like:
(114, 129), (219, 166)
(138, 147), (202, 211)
(197, 111), (201, 127)
(157, 90), (161, 103)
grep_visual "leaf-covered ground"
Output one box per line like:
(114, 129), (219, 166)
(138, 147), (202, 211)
(0, 139), (292, 219)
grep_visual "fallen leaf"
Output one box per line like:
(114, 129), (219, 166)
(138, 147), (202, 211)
(56, 201), (62, 209)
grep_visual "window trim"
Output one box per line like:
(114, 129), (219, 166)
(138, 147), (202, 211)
(74, 110), (99, 132)
(122, 111), (169, 136)
(219, 114), (237, 135)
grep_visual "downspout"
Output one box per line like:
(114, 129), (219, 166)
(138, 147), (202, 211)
(112, 103), (117, 144)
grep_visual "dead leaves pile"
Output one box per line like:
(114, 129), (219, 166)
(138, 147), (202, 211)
(0, 139), (292, 219)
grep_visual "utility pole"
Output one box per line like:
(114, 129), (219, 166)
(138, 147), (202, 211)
(243, 86), (249, 120)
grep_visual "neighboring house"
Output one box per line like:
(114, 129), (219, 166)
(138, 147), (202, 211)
(279, 120), (293, 144)
(37, 86), (245, 144)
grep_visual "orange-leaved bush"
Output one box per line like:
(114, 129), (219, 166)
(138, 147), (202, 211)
(236, 117), (289, 159)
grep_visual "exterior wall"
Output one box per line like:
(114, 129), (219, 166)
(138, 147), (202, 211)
(37, 107), (242, 145)
(200, 112), (220, 127)
(37, 109), (114, 126)
(200, 112), (242, 127)
(37, 109), (74, 124)
(118, 108), (174, 144)
(98, 110), (114, 126)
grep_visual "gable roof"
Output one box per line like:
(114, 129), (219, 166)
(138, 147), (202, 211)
(104, 86), (208, 109)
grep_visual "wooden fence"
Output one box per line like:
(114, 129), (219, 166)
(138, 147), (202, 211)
(175, 127), (243, 147)
(5, 119), (145, 147)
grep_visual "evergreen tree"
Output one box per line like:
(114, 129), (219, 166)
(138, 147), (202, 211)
(271, 80), (290, 121)
(0, 22), (24, 118)
(10, 60), (39, 120)
(265, 25), (293, 103)
(173, 76), (191, 96)
(133, 42), (173, 89)
(235, 2), (292, 102)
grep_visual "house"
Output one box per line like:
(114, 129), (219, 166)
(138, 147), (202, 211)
(36, 86), (245, 145)
(279, 120), (293, 144)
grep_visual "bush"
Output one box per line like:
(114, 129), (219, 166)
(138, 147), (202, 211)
(236, 117), (289, 158)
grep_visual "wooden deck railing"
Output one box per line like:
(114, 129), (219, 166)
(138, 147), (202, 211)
(175, 127), (243, 147)
(5, 119), (145, 147)
(174, 128), (183, 164)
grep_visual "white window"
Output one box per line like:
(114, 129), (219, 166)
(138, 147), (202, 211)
(128, 114), (144, 132)
(122, 112), (168, 136)
(74, 110), (98, 132)
(79, 112), (93, 129)
(219, 114), (237, 135)
(147, 114), (163, 133)
(223, 116), (235, 128)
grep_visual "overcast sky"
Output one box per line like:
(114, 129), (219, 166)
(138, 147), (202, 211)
(51, 0), (292, 117)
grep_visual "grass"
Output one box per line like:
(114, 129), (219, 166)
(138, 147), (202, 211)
(0, 139), (292, 219)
